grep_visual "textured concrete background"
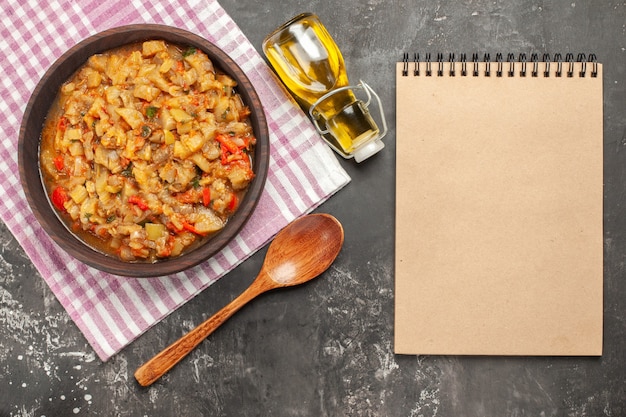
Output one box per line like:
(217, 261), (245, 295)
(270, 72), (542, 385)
(1, 1), (625, 416)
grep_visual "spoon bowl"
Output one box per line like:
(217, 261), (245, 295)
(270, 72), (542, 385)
(262, 213), (344, 286)
(134, 213), (344, 386)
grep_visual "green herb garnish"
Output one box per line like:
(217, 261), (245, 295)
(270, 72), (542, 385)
(146, 106), (158, 119)
(141, 125), (151, 138)
(121, 162), (134, 177)
(182, 46), (197, 57)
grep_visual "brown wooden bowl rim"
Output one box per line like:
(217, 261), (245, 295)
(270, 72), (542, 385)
(18, 24), (270, 277)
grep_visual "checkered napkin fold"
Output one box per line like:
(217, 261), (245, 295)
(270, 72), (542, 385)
(0, 0), (350, 361)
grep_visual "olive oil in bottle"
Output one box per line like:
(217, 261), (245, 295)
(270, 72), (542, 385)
(263, 13), (385, 162)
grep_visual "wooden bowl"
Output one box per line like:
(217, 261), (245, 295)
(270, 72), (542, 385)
(18, 24), (269, 277)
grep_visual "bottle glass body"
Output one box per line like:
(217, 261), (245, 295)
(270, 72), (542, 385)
(263, 13), (379, 156)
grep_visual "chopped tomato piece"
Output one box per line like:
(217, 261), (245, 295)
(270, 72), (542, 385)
(57, 116), (68, 132)
(128, 195), (149, 211)
(51, 186), (69, 212)
(53, 155), (64, 171)
(215, 134), (240, 154)
(182, 221), (208, 236)
(228, 193), (238, 211)
(175, 188), (199, 204)
(202, 187), (211, 207)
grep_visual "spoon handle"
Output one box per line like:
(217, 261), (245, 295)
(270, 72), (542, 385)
(134, 276), (270, 387)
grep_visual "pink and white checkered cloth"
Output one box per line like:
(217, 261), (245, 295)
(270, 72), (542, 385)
(0, 0), (350, 361)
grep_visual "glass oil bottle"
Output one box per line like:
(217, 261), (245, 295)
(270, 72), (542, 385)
(263, 13), (387, 162)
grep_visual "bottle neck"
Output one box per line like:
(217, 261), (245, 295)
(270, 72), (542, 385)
(324, 100), (380, 154)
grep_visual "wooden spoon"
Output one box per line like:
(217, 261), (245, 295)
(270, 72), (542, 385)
(134, 213), (344, 386)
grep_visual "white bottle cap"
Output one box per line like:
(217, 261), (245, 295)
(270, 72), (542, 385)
(353, 139), (385, 163)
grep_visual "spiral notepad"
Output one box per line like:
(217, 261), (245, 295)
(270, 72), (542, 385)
(394, 53), (603, 356)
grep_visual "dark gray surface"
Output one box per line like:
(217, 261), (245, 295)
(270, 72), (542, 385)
(1, 1), (625, 416)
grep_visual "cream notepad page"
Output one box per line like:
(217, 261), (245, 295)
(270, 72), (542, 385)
(394, 59), (603, 355)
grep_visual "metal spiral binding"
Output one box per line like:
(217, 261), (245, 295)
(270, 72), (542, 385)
(472, 53), (480, 76)
(589, 54), (598, 77)
(566, 53), (575, 77)
(554, 53), (563, 77)
(519, 53), (527, 77)
(449, 53), (455, 77)
(496, 53), (504, 77)
(402, 52), (409, 76)
(529, 53), (539, 77)
(437, 53), (445, 76)
(460, 53), (467, 76)
(401, 52), (598, 78)
(543, 53), (551, 77)
(484, 53), (491, 77)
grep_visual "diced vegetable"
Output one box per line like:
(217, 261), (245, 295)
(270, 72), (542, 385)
(142, 40), (167, 57)
(182, 221), (207, 236)
(228, 193), (238, 211)
(69, 185), (88, 204)
(115, 107), (144, 129)
(134, 85), (161, 102)
(189, 152), (211, 172)
(53, 155), (64, 171)
(170, 108), (192, 123)
(128, 195), (149, 211)
(65, 128), (82, 141)
(202, 187), (211, 207)
(163, 130), (176, 145)
(182, 133), (205, 153)
(173, 140), (192, 159)
(145, 223), (167, 241)
(51, 186), (69, 212)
